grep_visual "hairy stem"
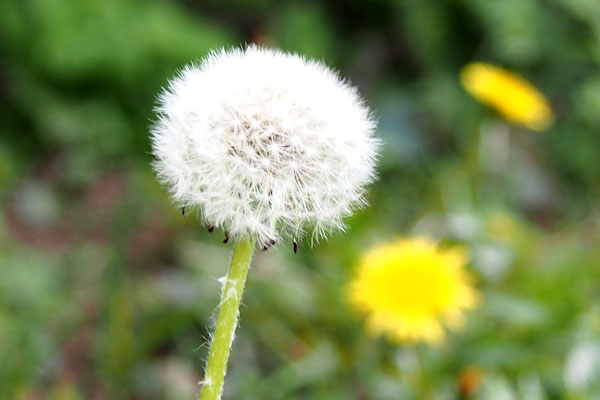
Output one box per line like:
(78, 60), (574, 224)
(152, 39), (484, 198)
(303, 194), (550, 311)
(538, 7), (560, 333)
(200, 238), (255, 400)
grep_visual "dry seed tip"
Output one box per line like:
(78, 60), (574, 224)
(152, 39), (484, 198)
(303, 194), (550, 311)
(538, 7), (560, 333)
(180, 206), (186, 218)
(262, 239), (277, 251)
(223, 231), (229, 244)
(208, 225), (215, 233)
(293, 238), (298, 254)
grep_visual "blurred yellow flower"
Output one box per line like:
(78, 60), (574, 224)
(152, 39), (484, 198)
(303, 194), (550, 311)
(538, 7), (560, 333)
(348, 237), (479, 345)
(461, 62), (553, 131)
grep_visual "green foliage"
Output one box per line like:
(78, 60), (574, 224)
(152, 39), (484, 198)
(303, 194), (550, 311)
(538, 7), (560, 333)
(1, 0), (599, 398)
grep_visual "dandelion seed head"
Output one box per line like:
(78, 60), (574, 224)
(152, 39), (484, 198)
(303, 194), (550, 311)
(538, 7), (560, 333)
(151, 46), (378, 245)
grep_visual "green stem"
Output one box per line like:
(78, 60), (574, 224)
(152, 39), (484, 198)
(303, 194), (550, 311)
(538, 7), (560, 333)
(200, 238), (255, 400)
(415, 346), (434, 399)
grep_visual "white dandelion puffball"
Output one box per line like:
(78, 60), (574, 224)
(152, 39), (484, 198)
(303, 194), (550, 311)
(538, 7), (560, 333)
(151, 46), (379, 246)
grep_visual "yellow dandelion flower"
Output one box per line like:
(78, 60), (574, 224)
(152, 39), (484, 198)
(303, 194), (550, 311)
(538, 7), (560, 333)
(461, 62), (553, 131)
(348, 237), (479, 345)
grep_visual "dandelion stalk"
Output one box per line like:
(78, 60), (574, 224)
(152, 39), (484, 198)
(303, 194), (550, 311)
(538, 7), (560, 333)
(200, 238), (255, 400)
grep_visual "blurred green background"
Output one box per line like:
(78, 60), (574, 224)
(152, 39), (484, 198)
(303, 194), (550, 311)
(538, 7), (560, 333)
(1, 0), (600, 399)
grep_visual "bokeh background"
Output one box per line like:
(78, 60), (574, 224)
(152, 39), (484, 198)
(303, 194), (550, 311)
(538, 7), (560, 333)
(1, 0), (600, 399)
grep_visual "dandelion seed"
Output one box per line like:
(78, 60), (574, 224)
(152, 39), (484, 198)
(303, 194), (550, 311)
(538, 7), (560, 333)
(348, 237), (479, 345)
(262, 239), (277, 251)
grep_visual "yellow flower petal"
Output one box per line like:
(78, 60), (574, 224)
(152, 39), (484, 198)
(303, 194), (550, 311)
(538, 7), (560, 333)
(348, 237), (479, 345)
(461, 62), (553, 131)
